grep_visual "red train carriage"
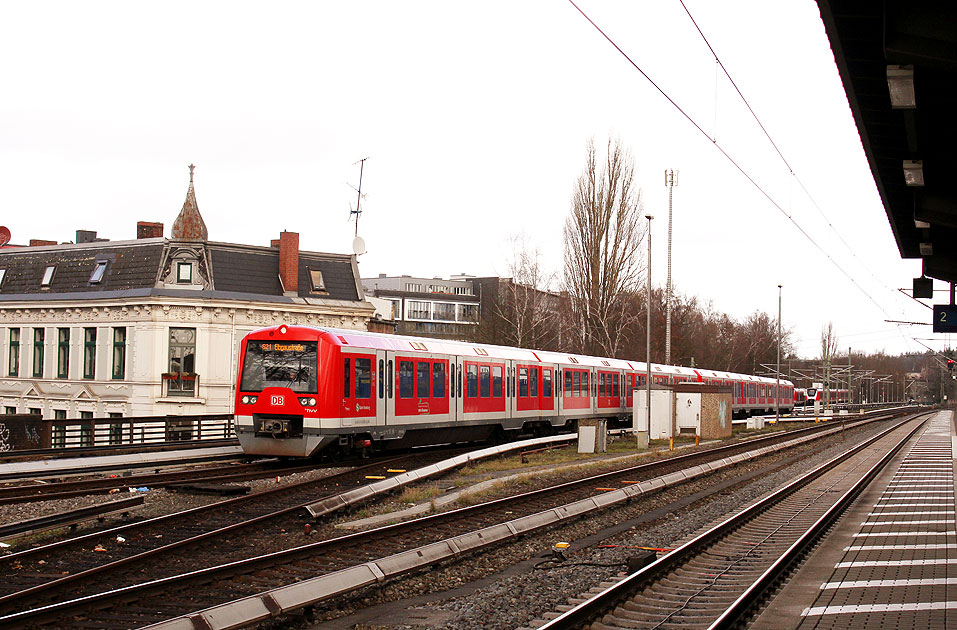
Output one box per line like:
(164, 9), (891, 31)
(234, 325), (795, 458)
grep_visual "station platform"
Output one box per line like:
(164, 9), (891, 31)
(752, 410), (957, 629)
(0, 445), (244, 480)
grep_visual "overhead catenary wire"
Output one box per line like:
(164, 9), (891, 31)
(566, 0), (922, 353)
(676, 0), (901, 299)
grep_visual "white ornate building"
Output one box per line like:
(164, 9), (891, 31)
(0, 168), (374, 421)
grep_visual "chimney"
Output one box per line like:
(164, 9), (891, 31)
(278, 231), (299, 296)
(29, 239), (57, 247)
(137, 221), (164, 239)
(76, 230), (97, 244)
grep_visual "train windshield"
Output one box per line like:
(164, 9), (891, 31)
(240, 340), (319, 394)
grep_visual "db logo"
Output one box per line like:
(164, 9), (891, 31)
(270, 395), (284, 406)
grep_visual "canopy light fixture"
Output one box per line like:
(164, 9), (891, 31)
(903, 160), (924, 186)
(919, 242), (933, 256)
(887, 65), (916, 109)
(914, 219), (930, 229)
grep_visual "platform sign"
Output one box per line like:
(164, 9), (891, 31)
(933, 305), (957, 332)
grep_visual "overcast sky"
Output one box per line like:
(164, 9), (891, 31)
(0, 1), (947, 360)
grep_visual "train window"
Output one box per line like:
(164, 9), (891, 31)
(583, 372), (590, 397)
(433, 363), (445, 398)
(519, 368), (528, 397)
(467, 364), (478, 398)
(613, 373), (619, 397)
(493, 366), (503, 397)
(417, 362), (430, 398)
(379, 359), (384, 399)
(573, 371), (580, 397)
(399, 361), (414, 398)
(599, 373), (605, 397)
(388, 360), (393, 398)
(564, 370), (572, 395)
(343, 358), (351, 398)
(480, 365), (491, 397)
(530, 368), (538, 397)
(241, 340), (318, 394)
(355, 358), (371, 399)
(543, 370), (552, 398)
(450, 364), (455, 398)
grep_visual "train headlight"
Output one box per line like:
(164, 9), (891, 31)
(298, 397), (317, 407)
(240, 395), (258, 405)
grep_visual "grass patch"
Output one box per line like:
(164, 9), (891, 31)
(395, 485), (442, 504)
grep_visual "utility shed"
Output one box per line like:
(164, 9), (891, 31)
(671, 383), (733, 440)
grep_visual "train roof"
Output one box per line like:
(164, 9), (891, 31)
(256, 325), (793, 386)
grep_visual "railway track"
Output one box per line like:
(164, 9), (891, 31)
(0, 457), (323, 504)
(0, 413), (905, 628)
(531, 414), (927, 630)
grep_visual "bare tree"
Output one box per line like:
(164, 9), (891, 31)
(563, 138), (645, 357)
(821, 321), (839, 407)
(476, 236), (562, 350)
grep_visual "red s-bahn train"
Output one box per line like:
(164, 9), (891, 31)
(234, 325), (795, 458)
(793, 386), (849, 407)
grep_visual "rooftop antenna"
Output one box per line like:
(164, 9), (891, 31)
(349, 157), (369, 238)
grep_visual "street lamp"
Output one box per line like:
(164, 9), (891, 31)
(645, 214), (654, 440)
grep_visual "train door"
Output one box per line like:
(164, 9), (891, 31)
(541, 366), (555, 414)
(375, 350), (388, 427)
(340, 349), (376, 426)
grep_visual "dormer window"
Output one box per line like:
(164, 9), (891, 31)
(89, 261), (107, 284)
(177, 261), (192, 283)
(308, 268), (327, 294)
(41, 265), (56, 287)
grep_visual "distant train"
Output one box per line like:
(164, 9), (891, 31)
(234, 325), (796, 458)
(793, 385), (849, 407)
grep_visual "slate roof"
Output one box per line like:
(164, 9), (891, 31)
(0, 239), (364, 303)
(0, 241), (164, 294)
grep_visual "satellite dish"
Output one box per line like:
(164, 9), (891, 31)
(0, 226), (10, 247)
(352, 236), (367, 256)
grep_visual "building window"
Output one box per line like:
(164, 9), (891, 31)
(79, 412), (93, 447)
(388, 299), (402, 320)
(458, 304), (478, 322)
(83, 327), (96, 379)
(41, 265), (56, 287)
(108, 418), (123, 445)
(89, 261), (107, 284)
(32, 328), (44, 378)
(433, 302), (456, 322)
(29, 407), (41, 416)
(8, 328), (19, 377)
(4, 406), (16, 415)
(177, 261), (192, 283)
(57, 328), (69, 378)
(308, 269), (327, 293)
(54, 409), (66, 420)
(407, 301), (430, 320)
(112, 327), (126, 380)
(167, 327), (196, 396)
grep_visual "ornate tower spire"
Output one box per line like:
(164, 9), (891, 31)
(172, 163), (208, 240)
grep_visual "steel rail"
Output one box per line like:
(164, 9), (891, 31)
(535, 413), (929, 630)
(0, 412), (908, 628)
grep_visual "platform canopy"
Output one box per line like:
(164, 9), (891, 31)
(816, 0), (957, 283)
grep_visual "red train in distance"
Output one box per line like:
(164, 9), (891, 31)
(234, 325), (795, 458)
(793, 386), (849, 407)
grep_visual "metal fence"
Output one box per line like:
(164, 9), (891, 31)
(42, 414), (235, 450)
